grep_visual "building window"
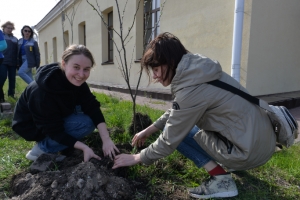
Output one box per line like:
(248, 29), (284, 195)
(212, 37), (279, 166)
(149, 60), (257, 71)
(63, 30), (69, 50)
(144, 0), (160, 46)
(52, 37), (57, 62)
(44, 42), (48, 64)
(78, 22), (86, 46)
(108, 11), (113, 62)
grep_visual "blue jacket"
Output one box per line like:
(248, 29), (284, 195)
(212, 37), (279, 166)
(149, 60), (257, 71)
(2, 33), (18, 66)
(18, 38), (40, 68)
(0, 30), (7, 59)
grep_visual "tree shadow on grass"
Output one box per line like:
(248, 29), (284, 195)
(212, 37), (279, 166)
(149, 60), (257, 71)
(231, 170), (300, 200)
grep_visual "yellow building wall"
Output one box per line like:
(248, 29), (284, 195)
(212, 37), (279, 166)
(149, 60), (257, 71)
(36, 0), (300, 96)
(37, 0), (236, 92)
(161, 0), (235, 74)
(245, 0), (300, 95)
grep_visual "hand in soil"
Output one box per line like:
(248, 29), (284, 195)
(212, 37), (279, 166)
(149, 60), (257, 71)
(83, 146), (101, 162)
(112, 153), (141, 169)
(102, 137), (120, 160)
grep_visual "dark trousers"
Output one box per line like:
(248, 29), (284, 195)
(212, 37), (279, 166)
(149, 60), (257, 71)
(0, 63), (17, 100)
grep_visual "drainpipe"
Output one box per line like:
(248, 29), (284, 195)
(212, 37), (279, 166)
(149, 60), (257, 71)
(231, 0), (244, 82)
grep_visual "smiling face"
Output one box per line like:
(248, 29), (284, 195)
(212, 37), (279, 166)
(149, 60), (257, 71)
(61, 54), (92, 86)
(152, 65), (171, 87)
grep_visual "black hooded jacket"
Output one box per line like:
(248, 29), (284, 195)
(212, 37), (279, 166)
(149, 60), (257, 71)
(12, 63), (105, 147)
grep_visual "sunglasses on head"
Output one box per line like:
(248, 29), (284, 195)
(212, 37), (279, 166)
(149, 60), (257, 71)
(24, 30), (31, 33)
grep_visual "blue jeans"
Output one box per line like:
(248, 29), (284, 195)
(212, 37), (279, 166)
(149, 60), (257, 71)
(38, 106), (96, 153)
(0, 63), (16, 99)
(176, 126), (213, 168)
(18, 55), (33, 84)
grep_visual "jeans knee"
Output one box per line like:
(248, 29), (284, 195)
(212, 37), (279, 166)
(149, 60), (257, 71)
(17, 71), (23, 76)
(64, 114), (95, 138)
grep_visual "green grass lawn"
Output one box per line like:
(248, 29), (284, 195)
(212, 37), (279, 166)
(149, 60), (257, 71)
(1, 77), (300, 199)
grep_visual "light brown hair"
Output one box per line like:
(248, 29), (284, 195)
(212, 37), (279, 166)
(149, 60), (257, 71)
(61, 44), (96, 68)
(1, 21), (15, 31)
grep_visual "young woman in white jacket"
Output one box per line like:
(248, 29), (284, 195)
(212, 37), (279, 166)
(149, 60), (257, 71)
(112, 32), (276, 199)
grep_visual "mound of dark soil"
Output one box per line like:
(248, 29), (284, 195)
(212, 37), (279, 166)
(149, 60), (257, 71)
(11, 162), (134, 200)
(8, 138), (191, 199)
(9, 147), (139, 200)
(128, 112), (153, 135)
(8, 144), (191, 200)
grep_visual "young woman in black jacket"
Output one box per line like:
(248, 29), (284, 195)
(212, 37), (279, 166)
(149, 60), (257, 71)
(12, 44), (119, 162)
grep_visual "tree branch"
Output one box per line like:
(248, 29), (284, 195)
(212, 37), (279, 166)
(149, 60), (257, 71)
(123, 0), (142, 42)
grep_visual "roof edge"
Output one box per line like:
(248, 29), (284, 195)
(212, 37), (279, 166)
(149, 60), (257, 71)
(35, 0), (76, 32)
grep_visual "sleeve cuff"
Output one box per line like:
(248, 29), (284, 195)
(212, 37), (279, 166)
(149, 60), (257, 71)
(153, 120), (165, 130)
(140, 148), (155, 165)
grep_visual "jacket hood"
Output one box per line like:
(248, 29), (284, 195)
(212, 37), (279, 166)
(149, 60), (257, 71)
(171, 53), (222, 94)
(35, 63), (78, 94)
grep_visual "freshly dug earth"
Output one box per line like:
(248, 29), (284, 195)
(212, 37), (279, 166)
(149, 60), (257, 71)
(9, 146), (134, 200)
(8, 111), (192, 200)
(9, 145), (192, 200)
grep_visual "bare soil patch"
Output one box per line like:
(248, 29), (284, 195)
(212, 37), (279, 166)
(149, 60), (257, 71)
(8, 144), (192, 200)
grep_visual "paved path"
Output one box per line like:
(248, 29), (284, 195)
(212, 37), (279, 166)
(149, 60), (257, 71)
(91, 88), (172, 111)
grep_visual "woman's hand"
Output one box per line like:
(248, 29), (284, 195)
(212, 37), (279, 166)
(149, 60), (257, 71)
(132, 130), (152, 147)
(82, 146), (101, 162)
(74, 141), (101, 162)
(101, 137), (120, 160)
(112, 153), (141, 169)
(97, 122), (120, 159)
(132, 124), (159, 147)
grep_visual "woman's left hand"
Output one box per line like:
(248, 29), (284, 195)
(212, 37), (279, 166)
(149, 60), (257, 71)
(102, 137), (120, 160)
(112, 153), (141, 169)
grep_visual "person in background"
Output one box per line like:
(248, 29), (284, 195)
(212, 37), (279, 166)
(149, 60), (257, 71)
(18, 25), (40, 84)
(12, 44), (119, 162)
(112, 32), (276, 199)
(0, 29), (7, 65)
(0, 21), (18, 102)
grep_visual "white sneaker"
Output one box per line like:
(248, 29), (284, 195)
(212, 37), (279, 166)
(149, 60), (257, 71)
(188, 173), (238, 199)
(26, 144), (46, 161)
(26, 144), (67, 162)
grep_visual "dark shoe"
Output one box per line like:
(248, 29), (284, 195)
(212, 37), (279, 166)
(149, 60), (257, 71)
(0, 89), (4, 102)
(188, 173), (238, 199)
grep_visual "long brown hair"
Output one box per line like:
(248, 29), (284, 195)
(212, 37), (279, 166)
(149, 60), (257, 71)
(21, 25), (34, 39)
(141, 32), (189, 84)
